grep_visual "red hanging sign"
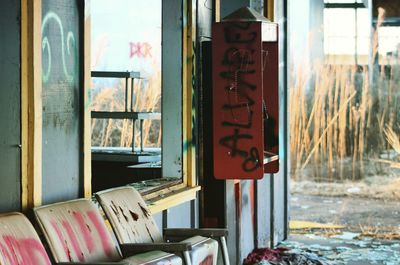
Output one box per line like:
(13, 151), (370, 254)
(212, 22), (264, 179)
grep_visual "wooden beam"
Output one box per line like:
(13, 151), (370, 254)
(214, 0), (221, 22)
(21, 0), (42, 210)
(182, 0), (197, 187)
(83, 0), (92, 198)
(265, 0), (274, 21)
(147, 186), (201, 214)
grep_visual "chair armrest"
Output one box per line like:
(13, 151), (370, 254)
(55, 261), (129, 265)
(120, 242), (192, 256)
(163, 228), (228, 239)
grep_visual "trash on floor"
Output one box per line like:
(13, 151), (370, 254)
(290, 220), (344, 230)
(243, 246), (331, 265)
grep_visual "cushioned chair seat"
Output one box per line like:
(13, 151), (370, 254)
(95, 187), (222, 265)
(122, 250), (182, 264)
(180, 236), (218, 265)
(0, 212), (52, 265)
(34, 199), (182, 264)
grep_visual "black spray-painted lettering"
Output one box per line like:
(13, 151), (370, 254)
(224, 23), (257, 44)
(218, 23), (261, 173)
(219, 129), (252, 158)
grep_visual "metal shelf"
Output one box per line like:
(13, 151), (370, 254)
(91, 71), (161, 154)
(263, 151), (279, 164)
(91, 71), (140, 79)
(91, 111), (161, 120)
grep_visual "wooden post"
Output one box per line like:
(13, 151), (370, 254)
(83, 0), (92, 198)
(21, 0), (43, 210)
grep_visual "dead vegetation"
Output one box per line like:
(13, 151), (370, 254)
(91, 73), (162, 148)
(290, 8), (400, 182)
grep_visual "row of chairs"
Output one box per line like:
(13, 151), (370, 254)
(0, 186), (230, 265)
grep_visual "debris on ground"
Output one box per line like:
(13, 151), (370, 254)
(290, 220), (344, 230)
(243, 246), (331, 265)
(281, 234), (400, 265)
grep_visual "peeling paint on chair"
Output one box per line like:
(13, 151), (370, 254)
(96, 187), (219, 265)
(34, 198), (182, 264)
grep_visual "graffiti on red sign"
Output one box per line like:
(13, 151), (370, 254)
(0, 235), (51, 265)
(218, 23), (261, 173)
(129, 42), (152, 58)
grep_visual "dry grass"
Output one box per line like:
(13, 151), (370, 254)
(290, 8), (400, 181)
(91, 71), (162, 148)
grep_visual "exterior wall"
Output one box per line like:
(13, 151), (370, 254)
(0, 0), (21, 212)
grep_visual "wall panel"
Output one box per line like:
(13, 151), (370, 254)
(0, 0), (21, 211)
(41, 0), (83, 204)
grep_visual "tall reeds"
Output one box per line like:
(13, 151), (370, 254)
(290, 62), (400, 181)
(91, 71), (162, 148)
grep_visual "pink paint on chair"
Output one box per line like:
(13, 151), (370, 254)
(0, 213), (52, 265)
(73, 211), (95, 253)
(0, 235), (51, 265)
(0, 241), (15, 265)
(62, 220), (85, 262)
(87, 210), (115, 258)
(34, 199), (122, 263)
(51, 220), (71, 261)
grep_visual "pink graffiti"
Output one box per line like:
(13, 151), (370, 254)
(50, 210), (117, 261)
(0, 235), (51, 265)
(51, 220), (71, 261)
(129, 42), (152, 58)
(199, 255), (213, 265)
(86, 210), (115, 258)
(62, 220), (84, 262)
(73, 211), (94, 253)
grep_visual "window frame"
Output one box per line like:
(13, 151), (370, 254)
(21, 0), (200, 213)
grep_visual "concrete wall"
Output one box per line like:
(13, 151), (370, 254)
(0, 0), (21, 211)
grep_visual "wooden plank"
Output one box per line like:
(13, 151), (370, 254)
(182, 0), (197, 187)
(215, 0), (221, 22)
(147, 186), (201, 214)
(23, 0), (43, 208)
(265, 0), (275, 21)
(83, 0), (91, 199)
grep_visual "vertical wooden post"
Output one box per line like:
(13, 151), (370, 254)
(183, 0), (197, 187)
(265, 0), (274, 21)
(21, 0), (43, 210)
(214, 0), (221, 22)
(83, 0), (92, 198)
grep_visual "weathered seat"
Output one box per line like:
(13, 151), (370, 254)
(34, 198), (182, 265)
(0, 212), (52, 265)
(95, 187), (230, 265)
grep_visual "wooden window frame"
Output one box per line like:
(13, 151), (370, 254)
(21, 0), (199, 213)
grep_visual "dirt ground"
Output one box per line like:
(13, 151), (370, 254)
(287, 181), (400, 264)
(290, 194), (400, 233)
